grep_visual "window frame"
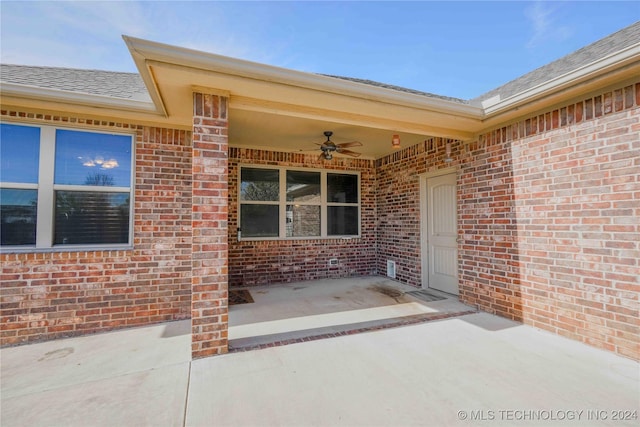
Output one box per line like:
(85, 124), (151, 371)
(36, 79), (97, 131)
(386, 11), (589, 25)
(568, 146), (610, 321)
(0, 122), (135, 252)
(238, 164), (361, 241)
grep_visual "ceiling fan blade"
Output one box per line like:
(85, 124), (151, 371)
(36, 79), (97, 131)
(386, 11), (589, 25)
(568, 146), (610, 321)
(336, 141), (362, 148)
(318, 152), (327, 161)
(336, 148), (361, 157)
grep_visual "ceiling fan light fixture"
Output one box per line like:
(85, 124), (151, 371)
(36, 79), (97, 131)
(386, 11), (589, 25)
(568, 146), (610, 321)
(315, 131), (362, 160)
(392, 134), (401, 149)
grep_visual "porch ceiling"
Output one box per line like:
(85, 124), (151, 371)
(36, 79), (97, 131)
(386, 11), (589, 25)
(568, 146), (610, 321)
(229, 109), (441, 160)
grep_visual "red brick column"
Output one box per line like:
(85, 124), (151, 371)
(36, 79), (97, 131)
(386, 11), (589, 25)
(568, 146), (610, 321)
(191, 91), (229, 358)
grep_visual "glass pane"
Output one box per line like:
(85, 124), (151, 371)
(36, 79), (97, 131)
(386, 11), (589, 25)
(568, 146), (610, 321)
(327, 173), (358, 203)
(328, 206), (358, 236)
(286, 205), (320, 237)
(55, 129), (132, 187)
(0, 124), (40, 183)
(240, 204), (279, 237)
(0, 189), (37, 245)
(241, 168), (279, 201)
(55, 191), (130, 245)
(286, 171), (320, 203)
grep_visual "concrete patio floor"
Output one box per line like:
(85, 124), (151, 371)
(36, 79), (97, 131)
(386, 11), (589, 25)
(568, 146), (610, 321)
(1, 278), (639, 427)
(228, 277), (475, 350)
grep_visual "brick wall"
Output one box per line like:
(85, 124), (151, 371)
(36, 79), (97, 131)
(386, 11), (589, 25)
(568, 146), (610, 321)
(2, 84), (638, 361)
(376, 139), (463, 287)
(1, 110), (192, 346)
(460, 82), (640, 360)
(228, 148), (377, 287)
(191, 92), (229, 358)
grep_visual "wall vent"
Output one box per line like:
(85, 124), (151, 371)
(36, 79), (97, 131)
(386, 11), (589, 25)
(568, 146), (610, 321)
(329, 258), (339, 267)
(386, 260), (396, 279)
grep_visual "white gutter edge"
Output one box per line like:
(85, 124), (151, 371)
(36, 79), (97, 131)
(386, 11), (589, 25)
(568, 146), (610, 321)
(122, 35), (484, 119)
(483, 42), (640, 117)
(0, 82), (161, 114)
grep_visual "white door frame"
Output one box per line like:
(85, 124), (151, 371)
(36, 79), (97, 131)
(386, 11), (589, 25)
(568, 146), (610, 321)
(419, 167), (458, 291)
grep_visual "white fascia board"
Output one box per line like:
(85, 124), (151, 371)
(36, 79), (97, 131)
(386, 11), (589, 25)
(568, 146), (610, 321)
(123, 36), (169, 117)
(122, 36), (483, 119)
(0, 82), (160, 114)
(483, 42), (640, 117)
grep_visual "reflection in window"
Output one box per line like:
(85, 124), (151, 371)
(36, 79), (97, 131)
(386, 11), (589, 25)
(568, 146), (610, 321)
(0, 189), (37, 245)
(240, 204), (279, 237)
(0, 123), (134, 249)
(0, 124), (40, 184)
(55, 129), (132, 187)
(286, 171), (320, 203)
(241, 168), (279, 201)
(55, 191), (130, 244)
(327, 173), (358, 203)
(286, 205), (320, 237)
(0, 123), (40, 246)
(328, 206), (359, 236)
(52, 130), (133, 247)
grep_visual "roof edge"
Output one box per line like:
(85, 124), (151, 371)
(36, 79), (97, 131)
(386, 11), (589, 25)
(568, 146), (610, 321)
(0, 82), (160, 114)
(122, 35), (483, 119)
(482, 42), (640, 117)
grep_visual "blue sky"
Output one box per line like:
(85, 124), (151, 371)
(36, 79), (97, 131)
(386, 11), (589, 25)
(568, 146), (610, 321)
(1, 1), (638, 99)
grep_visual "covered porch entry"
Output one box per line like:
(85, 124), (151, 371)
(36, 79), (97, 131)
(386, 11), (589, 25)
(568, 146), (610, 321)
(125, 36), (485, 358)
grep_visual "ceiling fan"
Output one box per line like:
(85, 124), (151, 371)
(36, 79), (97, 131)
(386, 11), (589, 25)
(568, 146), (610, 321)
(316, 131), (362, 160)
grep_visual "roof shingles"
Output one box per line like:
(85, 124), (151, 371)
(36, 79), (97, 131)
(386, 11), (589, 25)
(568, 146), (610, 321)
(0, 64), (151, 102)
(321, 74), (469, 104)
(470, 21), (640, 105)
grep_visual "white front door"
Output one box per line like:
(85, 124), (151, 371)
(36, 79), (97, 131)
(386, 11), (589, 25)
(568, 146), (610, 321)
(425, 173), (459, 294)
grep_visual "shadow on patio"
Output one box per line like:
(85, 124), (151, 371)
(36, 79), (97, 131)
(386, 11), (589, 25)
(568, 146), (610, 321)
(228, 276), (477, 351)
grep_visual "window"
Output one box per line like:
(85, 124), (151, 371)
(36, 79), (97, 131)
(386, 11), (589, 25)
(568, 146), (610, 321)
(0, 123), (134, 249)
(286, 170), (320, 237)
(239, 166), (360, 239)
(0, 124), (40, 246)
(240, 168), (279, 238)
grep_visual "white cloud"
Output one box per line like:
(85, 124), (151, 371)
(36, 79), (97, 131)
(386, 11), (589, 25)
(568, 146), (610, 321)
(525, 1), (573, 49)
(163, 3), (295, 68)
(101, 159), (119, 169)
(37, 1), (152, 40)
(80, 156), (118, 169)
(4, 0), (323, 77)
(1, 0), (290, 72)
(1, 1), (153, 71)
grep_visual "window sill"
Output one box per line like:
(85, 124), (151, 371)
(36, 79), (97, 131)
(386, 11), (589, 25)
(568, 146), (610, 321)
(238, 235), (361, 242)
(0, 244), (134, 254)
